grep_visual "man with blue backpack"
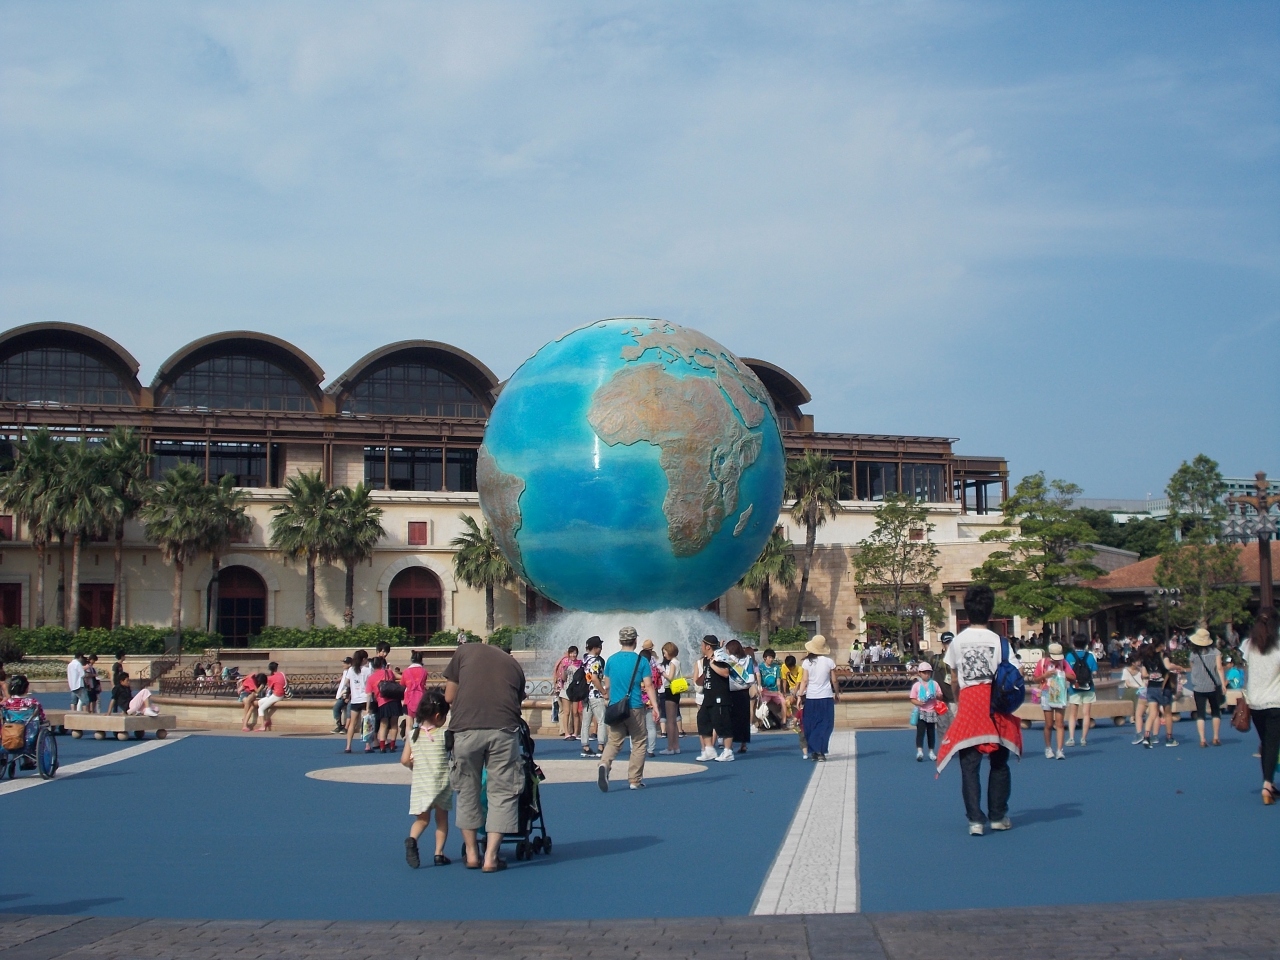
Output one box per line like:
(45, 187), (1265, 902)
(935, 584), (1024, 836)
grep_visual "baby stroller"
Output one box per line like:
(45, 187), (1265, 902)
(468, 719), (552, 862)
(0, 703), (58, 781)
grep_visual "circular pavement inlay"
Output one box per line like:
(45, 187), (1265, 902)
(306, 758), (705, 786)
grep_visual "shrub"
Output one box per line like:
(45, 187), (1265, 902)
(0, 632), (25, 665)
(427, 628), (478, 647)
(251, 624), (409, 650)
(767, 626), (810, 649)
(487, 625), (533, 652)
(0, 625), (222, 657)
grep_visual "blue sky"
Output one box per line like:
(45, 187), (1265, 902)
(1, 1), (1276, 498)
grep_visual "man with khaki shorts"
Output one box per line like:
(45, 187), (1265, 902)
(597, 626), (659, 792)
(444, 637), (527, 872)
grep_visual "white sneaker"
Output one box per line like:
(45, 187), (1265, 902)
(1045, 747), (1054, 759)
(696, 748), (715, 761)
(801, 750), (809, 760)
(928, 750), (936, 761)
(968, 822), (984, 836)
(916, 748), (924, 762)
(1065, 737), (1075, 747)
(1055, 749), (1065, 760)
(990, 817), (1012, 831)
(1080, 739), (1087, 747)
(716, 749), (735, 762)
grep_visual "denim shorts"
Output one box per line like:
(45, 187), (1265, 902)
(1067, 690), (1096, 705)
(71, 687), (90, 706)
(1146, 687), (1173, 707)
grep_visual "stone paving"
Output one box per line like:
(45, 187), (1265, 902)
(3, 896), (1279, 960)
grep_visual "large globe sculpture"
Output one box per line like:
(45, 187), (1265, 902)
(477, 318), (786, 612)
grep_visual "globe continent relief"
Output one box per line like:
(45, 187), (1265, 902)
(477, 318), (786, 612)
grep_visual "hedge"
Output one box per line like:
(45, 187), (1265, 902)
(252, 624), (410, 649)
(0, 625), (223, 660)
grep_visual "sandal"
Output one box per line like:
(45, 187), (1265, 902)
(481, 858), (508, 873)
(434, 854), (451, 866)
(465, 859), (483, 870)
(1212, 739), (1222, 746)
(1264, 784), (1277, 806)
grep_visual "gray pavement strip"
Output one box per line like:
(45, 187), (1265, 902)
(2, 897), (1279, 960)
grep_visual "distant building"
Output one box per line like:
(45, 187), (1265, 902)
(0, 321), (1012, 653)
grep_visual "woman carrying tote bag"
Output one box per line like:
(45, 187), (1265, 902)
(1241, 610), (1280, 805)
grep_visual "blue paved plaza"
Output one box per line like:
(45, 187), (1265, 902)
(3, 720), (1278, 921)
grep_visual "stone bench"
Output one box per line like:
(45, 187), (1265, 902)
(62, 713), (177, 741)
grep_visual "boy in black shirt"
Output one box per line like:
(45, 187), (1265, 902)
(108, 672), (132, 715)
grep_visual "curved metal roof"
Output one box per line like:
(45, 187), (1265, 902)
(741, 357), (811, 409)
(326, 340), (500, 402)
(150, 331), (325, 390)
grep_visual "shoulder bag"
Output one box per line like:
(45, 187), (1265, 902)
(1231, 693), (1252, 733)
(603, 655), (644, 725)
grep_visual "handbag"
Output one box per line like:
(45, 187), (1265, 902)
(2, 722), (25, 751)
(1231, 695), (1251, 733)
(668, 677), (689, 696)
(604, 655), (644, 725)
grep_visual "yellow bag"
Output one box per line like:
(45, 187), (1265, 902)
(668, 677), (689, 696)
(2, 722), (25, 751)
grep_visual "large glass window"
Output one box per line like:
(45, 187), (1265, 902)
(341, 364), (485, 418)
(856, 461), (899, 501)
(388, 567), (443, 642)
(152, 440), (206, 479)
(364, 446), (444, 491)
(832, 460), (854, 500)
(0, 348), (133, 406)
(901, 463), (945, 502)
(208, 443), (267, 488)
(447, 448), (477, 492)
(216, 566), (267, 647)
(161, 355), (315, 412)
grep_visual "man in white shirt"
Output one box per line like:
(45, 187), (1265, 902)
(66, 653), (88, 712)
(936, 585), (1023, 836)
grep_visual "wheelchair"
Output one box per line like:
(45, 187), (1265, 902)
(0, 705), (59, 781)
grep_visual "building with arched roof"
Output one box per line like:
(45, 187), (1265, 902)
(0, 321), (1011, 653)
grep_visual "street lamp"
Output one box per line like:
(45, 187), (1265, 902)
(1220, 471), (1279, 614)
(1149, 588), (1181, 642)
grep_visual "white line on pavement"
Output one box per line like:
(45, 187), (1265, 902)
(751, 729), (859, 915)
(0, 734), (184, 797)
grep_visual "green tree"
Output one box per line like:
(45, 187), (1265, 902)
(201, 474), (254, 633)
(1073, 508), (1170, 559)
(971, 472), (1104, 634)
(98, 426), (152, 630)
(1155, 455), (1247, 630)
(59, 442), (115, 633)
(140, 462), (210, 646)
(0, 428), (64, 627)
(786, 452), (842, 627)
(451, 513), (515, 633)
(330, 484), (385, 627)
(852, 494), (944, 653)
(738, 528), (797, 644)
(269, 471), (339, 629)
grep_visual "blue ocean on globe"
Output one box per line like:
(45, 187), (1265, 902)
(477, 318), (786, 612)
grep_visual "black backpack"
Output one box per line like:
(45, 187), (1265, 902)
(564, 666), (589, 702)
(1069, 651), (1093, 691)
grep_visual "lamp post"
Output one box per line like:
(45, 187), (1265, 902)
(1221, 471), (1279, 613)
(1149, 588), (1181, 642)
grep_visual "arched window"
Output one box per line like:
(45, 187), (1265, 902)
(161, 356), (316, 412)
(388, 567), (442, 642)
(216, 566), (268, 647)
(341, 364), (484, 418)
(0, 348), (135, 406)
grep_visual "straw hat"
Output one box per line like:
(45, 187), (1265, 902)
(1190, 628), (1213, 647)
(805, 635), (831, 656)
(641, 639), (655, 651)
(1048, 642), (1065, 660)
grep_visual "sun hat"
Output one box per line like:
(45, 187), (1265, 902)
(917, 661), (933, 672)
(641, 639), (655, 651)
(1190, 628), (1213, 647)
(1048, 643), (1065, 660)
(804, 635), (831, 656)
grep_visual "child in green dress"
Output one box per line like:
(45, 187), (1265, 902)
(400, 688), (453, 868)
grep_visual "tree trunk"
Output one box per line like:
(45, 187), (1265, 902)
(305, 552), (316, 628)
(111, 523), (124, 630)
(344, 561), (355, 627)
(206, 553), (221, 634)
(34, 540), (46, 627)
(793, 509), (817, 627)
(172, 558), (185, 644)
(485, 584), (495, 634)
(69, 532), (82, 634)
(56, 537), (66, 627)
(759, 578), (772, 644)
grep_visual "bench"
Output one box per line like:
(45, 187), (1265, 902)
(62, 713), (177, 741)
(1015, 699), (1134, 728)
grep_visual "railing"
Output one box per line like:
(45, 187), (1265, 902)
(159, 671), (560, 700)
(833, 666), (916, 692)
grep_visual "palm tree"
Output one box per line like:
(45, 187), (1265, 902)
(451, 513), (514, 633)
(0, 428), (63, 627)
(786, 452), (842, 628)
(269, 471), (338, 629)
(140, 462), (209, 647)
(330, 484), (385, 627)
(98, 426), (151, 630)
(201, 474), (253, 633)
(59, 442), (114, 633)
(738, 528), (797, 645)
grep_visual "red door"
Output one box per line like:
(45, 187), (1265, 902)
(0, 583), (20, 627)
(78, 584), (114, 629)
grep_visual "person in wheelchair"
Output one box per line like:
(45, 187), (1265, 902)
(1, 674), (47, 770)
